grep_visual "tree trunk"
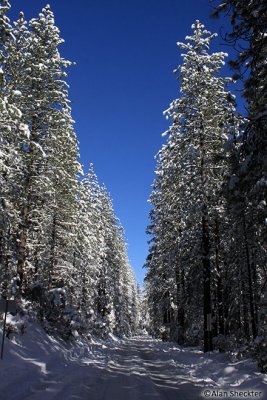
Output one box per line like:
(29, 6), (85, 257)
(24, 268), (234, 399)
(17, 201), (29, 290)
(203, 211), (213, 352)
(17, 115), (37, 292)
(48, 214), (57, 289)
(199, 120), (213, 352)
(175, 259), (185, 344)
(215, 219), (224, 336)
(243, 215), (257, 339)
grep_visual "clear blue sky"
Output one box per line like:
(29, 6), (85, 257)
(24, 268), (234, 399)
(10, 0), (240, 286)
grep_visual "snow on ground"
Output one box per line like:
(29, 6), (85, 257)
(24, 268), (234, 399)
(0, 323), (266, 400)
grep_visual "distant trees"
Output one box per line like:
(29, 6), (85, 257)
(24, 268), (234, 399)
(0, 3), (140, 339)
(145, 16), (266, 366)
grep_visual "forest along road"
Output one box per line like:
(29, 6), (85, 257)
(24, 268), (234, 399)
(2, 335), (264, 400)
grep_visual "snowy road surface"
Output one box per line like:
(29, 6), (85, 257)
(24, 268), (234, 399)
(0, 324), (266, 400)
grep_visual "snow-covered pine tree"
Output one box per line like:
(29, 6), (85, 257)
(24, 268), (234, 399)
(74, 164), (104, 333)
(146, 21), (239, 351)
(145, 158), (181, 341)
(0, 0), (25, 297)
(129, 282), (142, 335)
(3, 11), (44, 294)
(28, 6), (81, 297)
(0, 4), (83, 338)
(92, 184), (139, 337)
(111, 223), (137, 337)
(92, 184), (117, 336)
(4, 5), (81, 301)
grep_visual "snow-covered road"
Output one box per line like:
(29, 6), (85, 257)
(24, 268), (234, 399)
(80, 339), (203, 400)
(0, 325), (266, 400)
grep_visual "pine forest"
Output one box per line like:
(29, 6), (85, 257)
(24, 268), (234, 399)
(0, 2), (140, 339)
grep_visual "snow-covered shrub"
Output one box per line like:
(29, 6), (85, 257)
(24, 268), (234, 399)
(41, 288), (74, 339)
(0, 312), (28, 339)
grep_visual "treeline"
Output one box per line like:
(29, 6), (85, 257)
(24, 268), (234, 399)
(0, 2), (140, 338)
(145, 1), (267, 371)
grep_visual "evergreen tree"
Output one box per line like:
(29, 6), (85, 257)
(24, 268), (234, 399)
(3, 6), (81, 297)
(74, 165), (106, 333)
(146, 21), (239, 351)
(0, 0), (24, 297)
